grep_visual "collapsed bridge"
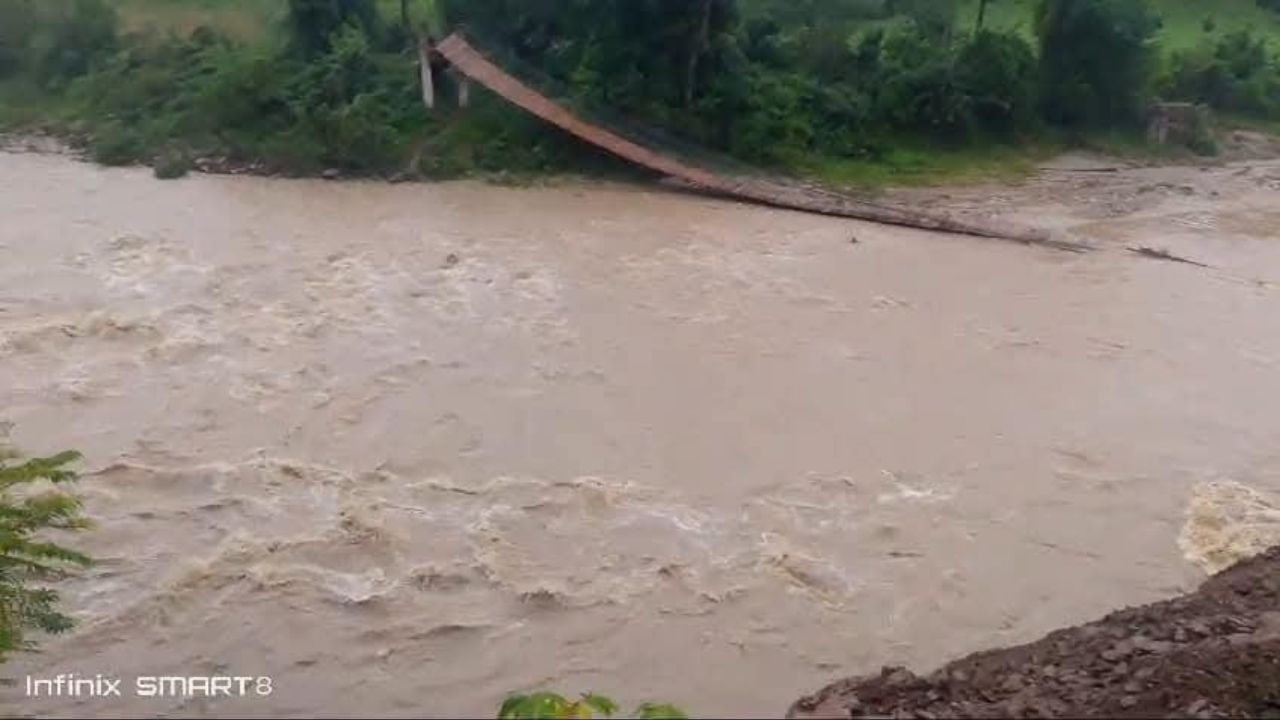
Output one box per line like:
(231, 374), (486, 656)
(426, 32), (1083, 251)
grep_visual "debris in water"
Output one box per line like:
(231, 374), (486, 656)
(1127, 246), (1211, 268)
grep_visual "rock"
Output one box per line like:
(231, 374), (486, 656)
(322, 168), (341, 180)
(882, 667), (916, 687)
(1101, 641), (1133, 661)
(1120, 695), (1138, 709)
(442, 253), (460, 269)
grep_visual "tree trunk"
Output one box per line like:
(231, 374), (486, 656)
(975, 0), (988, 32)
(400, 0), (410, 27)
(684, 0), (713, 107)
(419, 38), (435, 109)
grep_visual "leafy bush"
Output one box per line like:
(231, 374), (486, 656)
(1036, 0), (1160, 128)
(872, 21), (970, 137)
(725, 68), (814, 161)
(88, 122), (146, 165)
(286, 0), (382, 57)
(285, 23), (428, 173)
(153, 149), (193, 179)
(0, 447), (92, 662)
(499, 692), (686, 719)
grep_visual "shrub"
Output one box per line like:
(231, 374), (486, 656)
(153, 150), (193, 179)
(724, 68), (814, 161)
(286, 0), (382, 57)
(89, 123), (146, 165)
(0, 447), (92, 662)
(283, 23), (423, 173)
(873, 20), (971, 137)
(1036, 0), (1160, 128)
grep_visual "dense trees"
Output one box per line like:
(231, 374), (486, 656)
(1164, 30), (1280, 118)
(286, 0), (381, 56)
(2, 0), (1278, 179)
(1036, 0), (1160, 127)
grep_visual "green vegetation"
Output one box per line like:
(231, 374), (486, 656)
(958, 0), (1280, 49)
(1, 0), (1278, 187)
(1037, 0), (1160, 128)
(498, 692), (686, 719)
(0, 447), (92, 663)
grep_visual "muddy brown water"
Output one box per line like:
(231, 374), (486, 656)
(1, 150), (1279, 718)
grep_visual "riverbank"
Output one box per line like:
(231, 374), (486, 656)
(789, 544), (1280, 719)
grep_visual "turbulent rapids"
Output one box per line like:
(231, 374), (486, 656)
(2, 147), (1280, 717)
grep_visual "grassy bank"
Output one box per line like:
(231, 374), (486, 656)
(792, 141), (1059, 190)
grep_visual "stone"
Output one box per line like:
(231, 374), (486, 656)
(1001, 674), (1025, 693)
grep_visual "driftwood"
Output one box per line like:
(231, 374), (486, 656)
(432, 32), (1073, 251)
(1128, 246), (1212, 268)
(1043, 166), (1122, 173)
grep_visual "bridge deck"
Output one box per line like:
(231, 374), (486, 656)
(434, 33), (1079, 250)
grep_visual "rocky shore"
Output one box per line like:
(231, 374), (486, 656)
(789, 546), (1280, 719)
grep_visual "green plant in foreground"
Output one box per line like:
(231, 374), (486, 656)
(499, 691), (687, 719)
(0, 447), (91, 663)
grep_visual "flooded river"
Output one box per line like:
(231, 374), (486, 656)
(2, 149), (1279, 717)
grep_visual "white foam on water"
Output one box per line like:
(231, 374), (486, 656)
(1179, 480), (1280, 575)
